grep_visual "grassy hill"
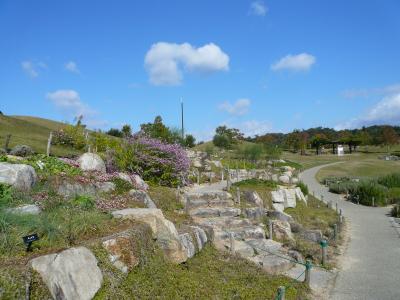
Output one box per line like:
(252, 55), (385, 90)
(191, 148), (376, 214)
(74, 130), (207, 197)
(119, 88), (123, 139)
(0, 114), (81, 157)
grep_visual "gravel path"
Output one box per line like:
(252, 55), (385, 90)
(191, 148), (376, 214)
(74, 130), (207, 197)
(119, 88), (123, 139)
(300, 164), (400, 300)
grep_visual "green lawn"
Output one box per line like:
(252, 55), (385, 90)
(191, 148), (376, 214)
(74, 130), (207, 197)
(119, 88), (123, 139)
(316, 156), (400, 181)
(0, 115), (82, 157)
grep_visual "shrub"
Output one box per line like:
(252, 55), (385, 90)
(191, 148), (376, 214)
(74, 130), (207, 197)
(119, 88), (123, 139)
(296, 181), (309, 196)
(72, 195), (95, 210)
(388, 187), (400, 204)
(0, 183), (13, 208)
(114, 134), (190, 187)
(112, 177), (133, 194)
(351, 180), (387, 206)
(391, 201), (400, 217)
(52, 124), (86, 150)
(24, 154), (82, 177)
(9, 145), (34, 157)
(378, 173), (400, 188)
(329, 181), (359, 194)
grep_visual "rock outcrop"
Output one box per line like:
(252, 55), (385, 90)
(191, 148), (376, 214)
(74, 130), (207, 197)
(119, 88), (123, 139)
(77, 153), (106, 173)
(30, 247), (103, 300)
(58, 181), (115, 198)
(0, 162), (37, 190)
(6, 204), (41, 215)
(185, 190), (294, 275)
(112, 208), (187, 263)
(129, 189), (157, 208)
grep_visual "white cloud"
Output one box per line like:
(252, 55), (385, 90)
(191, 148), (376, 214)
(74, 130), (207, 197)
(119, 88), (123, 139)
(64, 61), (80, 74)
(46, 89), (96, 119)
(219, 98), (251, 116)
(336, 93), (400, 129)
(240, 120), (273, 136)
(249, 1), (268, 16)
(342, 83), (400, 99)
(271, 53), (316, 71)
(21, 61), (46, 78)
(144, 42), (229, 85)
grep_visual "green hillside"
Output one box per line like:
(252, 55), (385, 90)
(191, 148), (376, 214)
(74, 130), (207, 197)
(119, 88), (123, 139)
(0, 115), (81, 156)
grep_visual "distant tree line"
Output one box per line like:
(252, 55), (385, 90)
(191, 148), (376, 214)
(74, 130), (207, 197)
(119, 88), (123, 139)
(247, 125), (400, 155)
(106, 115), (196, 148)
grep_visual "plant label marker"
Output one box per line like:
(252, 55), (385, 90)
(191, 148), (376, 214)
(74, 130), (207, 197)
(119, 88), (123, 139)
(23, 233), (39, 252)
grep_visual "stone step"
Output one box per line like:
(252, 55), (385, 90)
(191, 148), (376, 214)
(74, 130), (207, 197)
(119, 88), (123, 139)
(192, 216), (252, 228)
(189, 207), (241, 218)
(248, 253), (295, 275)
(187, 198), (234, 210)
(185, 191), (233, 202)
(214, 226), (266, 241)
(245, 239), (282, 254)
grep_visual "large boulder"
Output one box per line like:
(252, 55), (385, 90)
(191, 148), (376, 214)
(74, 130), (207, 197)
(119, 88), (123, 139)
(272, 220), (294, 241)
(30, 247), (103, 300)
(102, 233), (139, 273)
(279, 175), (290, 184)
(129, 189), (157, 208)
(0, 162), (37, 190)
(243, 207), (265, 220)
(6, 204), (41, 215)
(179, 233), (196, 259)
(267, 210), (294, 223)
(283, 189), (297, 208)
(77, 153), (106, 173)
(301, 229), (323, 243)
(271, 190), (285, 203)
(112, 208), (187, 263)
(243, 191), (264, 207)
(131, 174), (149, 191)
(272, 203), (285, 212)
(10, 145), (34, 157)
(295, 187), (307, 203)
(57, 181), (115, 198)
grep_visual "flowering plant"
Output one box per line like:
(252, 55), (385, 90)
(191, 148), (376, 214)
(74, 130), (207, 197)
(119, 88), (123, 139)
(115, 133), (189, 186)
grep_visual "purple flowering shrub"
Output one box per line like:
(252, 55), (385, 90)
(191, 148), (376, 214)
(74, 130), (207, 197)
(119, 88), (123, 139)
(114, 134), (190, 186)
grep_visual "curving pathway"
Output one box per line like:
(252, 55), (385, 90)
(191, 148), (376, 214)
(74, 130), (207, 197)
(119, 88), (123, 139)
(300, 164), (400, 300)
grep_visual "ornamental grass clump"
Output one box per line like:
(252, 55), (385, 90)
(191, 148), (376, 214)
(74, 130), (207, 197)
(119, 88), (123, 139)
(115, 134), (190, 187)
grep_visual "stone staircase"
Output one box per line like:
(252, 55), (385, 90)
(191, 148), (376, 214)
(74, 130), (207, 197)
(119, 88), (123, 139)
(185, 190), (295, 274)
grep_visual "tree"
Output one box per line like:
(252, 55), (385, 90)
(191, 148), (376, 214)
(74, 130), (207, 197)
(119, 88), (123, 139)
(121, 124), (132, 138)
(140, 116), (173, 142)
(382, 126), (399, 153)
(213, 126), (244, 149)
(184, 134), (196, 148)
(310, 133), (328, 155)
(106, 128), (123, 137)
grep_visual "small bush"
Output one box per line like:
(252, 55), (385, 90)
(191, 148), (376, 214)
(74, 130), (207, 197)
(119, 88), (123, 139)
(10, 145), (34, 157)
(112, 178), (133, 194)
(0, 183), (13, 208)
(296, 181), (309, 196)
(23, 154), (82, 177)
(329, 181), (359, 194)
(391, 202), (400, 217)
(72, 195), (95, 210)
(351, 181), (387, 206)
(388, 187), (400, 203)
(378, 173), (400, 188)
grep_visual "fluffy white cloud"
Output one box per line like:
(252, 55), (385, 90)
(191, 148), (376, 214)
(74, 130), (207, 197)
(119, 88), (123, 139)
(21, 61), (46, 78)
(342, 83), (400, 99)
(249, 1), (268, 16)
(144, 42), (229, 85)
(336, 93), (400, 129)
(219, 99), (251, 116)
(64, 61), (80, 74)
(271, 53), (316, 71)
(239, 120), (273, 136)
(46, 89), (95, 118)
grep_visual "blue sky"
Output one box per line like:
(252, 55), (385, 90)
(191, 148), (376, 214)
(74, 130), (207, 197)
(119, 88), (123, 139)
(1, 0), (400, 141)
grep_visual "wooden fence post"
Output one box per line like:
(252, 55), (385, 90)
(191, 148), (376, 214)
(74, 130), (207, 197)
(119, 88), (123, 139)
(277, 286), (285, 300)
(320, 239), (328, 266)
(229, 232), (235, 254)
(236, 187), (240, 205)
(46, 132), (53, 157)
(4, 134), (11, 152)
(333, 224), (338, 241)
